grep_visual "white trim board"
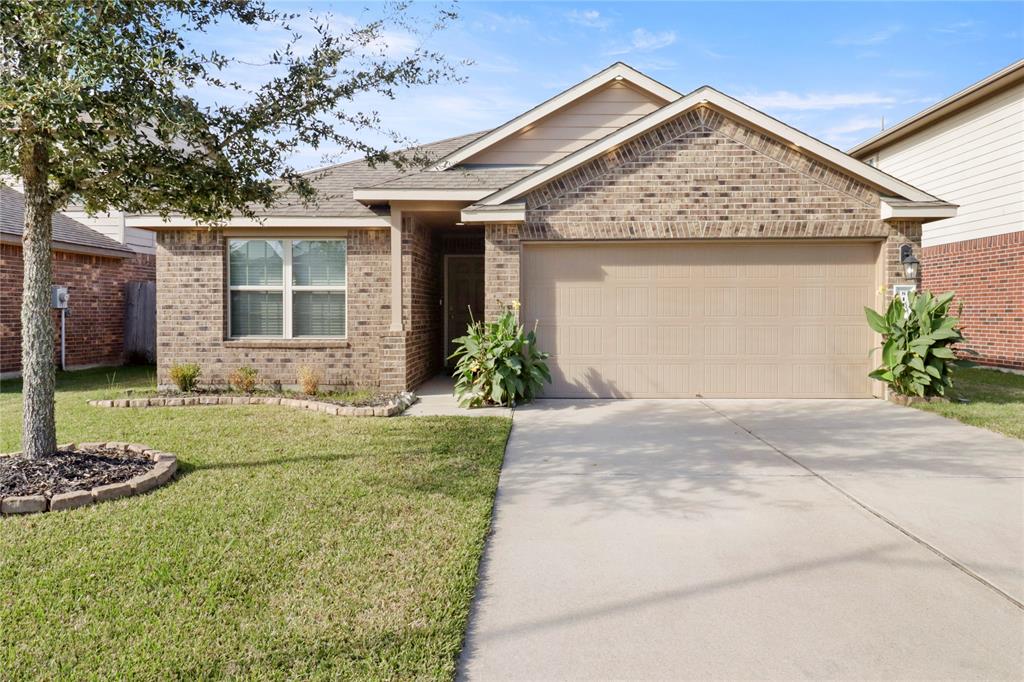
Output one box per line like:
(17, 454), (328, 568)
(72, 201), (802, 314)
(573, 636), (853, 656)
(476, 86), (945, 209)
(429, 62), (681, 171)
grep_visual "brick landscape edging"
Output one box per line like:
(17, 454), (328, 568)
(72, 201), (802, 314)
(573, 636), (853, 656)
(88, 391), (418, 417)
(1, 443), (177, 516)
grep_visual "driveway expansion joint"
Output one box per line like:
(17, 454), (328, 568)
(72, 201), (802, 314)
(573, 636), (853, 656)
(698, 400), (1024, 611)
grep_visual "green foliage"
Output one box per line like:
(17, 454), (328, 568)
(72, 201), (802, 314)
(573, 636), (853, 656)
(227, 366), (260, 393)
(450, 307), (551, 408)
(864, 291), (970, 397)
(168, 363), (201, 393)
(0, 0), (462, 221)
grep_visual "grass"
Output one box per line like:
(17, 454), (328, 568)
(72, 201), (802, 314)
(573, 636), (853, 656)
(0, 366), (511, 680)
(912, 367), (1024, 440)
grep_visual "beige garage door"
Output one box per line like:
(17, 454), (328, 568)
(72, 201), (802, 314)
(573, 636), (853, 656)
(521, 241), (880, 398)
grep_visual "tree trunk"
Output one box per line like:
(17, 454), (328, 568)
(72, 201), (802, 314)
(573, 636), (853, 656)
(20, 137), (57, 458)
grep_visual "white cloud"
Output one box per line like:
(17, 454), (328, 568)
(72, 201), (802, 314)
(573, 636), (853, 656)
(606, 28), (677, 56)
(933, 20), (980, 34)
(743, 91), (897, 111)
(471, 11), (532, 33)
(825, 116), (885, 137)
(834, 25), (901, 46)
(566, 9), (610, 30)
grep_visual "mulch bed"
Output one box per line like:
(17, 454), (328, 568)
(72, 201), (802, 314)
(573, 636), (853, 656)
(0, 448), (155, 498)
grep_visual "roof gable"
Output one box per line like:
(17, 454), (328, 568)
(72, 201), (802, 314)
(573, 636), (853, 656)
(430, 62), (680, 170)
(473, 86), (942, 210)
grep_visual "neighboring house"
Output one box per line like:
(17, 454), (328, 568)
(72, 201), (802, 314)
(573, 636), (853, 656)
(850, 60), (1023, 370)
(0, 186), (155, 376)
(136, 63), (953, 399)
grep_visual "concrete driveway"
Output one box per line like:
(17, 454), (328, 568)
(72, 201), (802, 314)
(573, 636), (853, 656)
(459, 399), (1024, 680)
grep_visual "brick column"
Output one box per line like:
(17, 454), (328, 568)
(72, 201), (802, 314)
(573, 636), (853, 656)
(484, 223), (521, 321)
(883, 220), (923, 303)
(378, 331), (407, 392)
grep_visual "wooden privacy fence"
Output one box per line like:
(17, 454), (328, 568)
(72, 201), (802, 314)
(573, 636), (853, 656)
(124, 281), (156, 362)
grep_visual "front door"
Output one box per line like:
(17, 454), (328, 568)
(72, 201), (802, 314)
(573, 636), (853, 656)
(445, 255), (485, 363)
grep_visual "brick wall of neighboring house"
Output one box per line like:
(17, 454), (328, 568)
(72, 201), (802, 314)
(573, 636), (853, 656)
(922, 231), (1024, 370)
(0, 244), (156, 374)
(156, 229), (393, 390)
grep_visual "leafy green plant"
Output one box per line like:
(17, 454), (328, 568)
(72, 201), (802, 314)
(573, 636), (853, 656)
(228, 366), (260, 394)
(450, 306), (551, 408)
(168, 363), (201, 393)
(864, 291), (970, 397)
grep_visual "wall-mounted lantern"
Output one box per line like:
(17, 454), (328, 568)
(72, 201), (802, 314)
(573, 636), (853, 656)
(899, 244), (920, 281)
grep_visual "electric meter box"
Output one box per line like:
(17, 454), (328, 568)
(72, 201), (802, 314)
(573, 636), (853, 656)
(51, 285), (69, 309)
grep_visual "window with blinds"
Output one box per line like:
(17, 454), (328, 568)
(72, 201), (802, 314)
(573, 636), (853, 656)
(227, 239), (347, 338)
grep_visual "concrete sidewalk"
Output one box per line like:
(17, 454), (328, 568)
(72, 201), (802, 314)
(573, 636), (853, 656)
(458, 399), (1024, 680)
(403, 374), (513, 417)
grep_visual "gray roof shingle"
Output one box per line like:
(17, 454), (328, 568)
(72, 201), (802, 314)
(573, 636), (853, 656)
(1, 186), (132, 256)
(262, 131), (492, 216)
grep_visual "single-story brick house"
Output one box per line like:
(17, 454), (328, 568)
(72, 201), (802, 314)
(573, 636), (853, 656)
(850, 59), (1023, 371)
(1, 186), (156, 375)
(137, 63), (955, 398)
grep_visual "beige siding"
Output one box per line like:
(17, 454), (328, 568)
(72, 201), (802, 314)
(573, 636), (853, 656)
(466, 82), (666, 166)
(872, 81), (1023, 247)
(62, 210), (156, 254)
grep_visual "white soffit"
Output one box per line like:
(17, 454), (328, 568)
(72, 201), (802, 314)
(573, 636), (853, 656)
(478, 86), (943, 207)
(428, 62), (682, 171)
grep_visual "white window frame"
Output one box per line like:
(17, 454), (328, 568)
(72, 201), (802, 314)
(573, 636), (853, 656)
(227, 238), (348, 339)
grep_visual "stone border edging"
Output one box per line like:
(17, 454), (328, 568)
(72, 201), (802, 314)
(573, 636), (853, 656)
(88, 391), (418, 417)
(1, 443), (177, 516)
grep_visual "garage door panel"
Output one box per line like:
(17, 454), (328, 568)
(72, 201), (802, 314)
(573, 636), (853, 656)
(522, 241), (879, 398)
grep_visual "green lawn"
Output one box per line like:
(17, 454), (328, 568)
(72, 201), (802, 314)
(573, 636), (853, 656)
(0, 366), (511, 680)
(912, 367), (1024, 440)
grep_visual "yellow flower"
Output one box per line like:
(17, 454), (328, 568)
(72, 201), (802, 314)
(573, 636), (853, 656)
(511, 300), (521, 310)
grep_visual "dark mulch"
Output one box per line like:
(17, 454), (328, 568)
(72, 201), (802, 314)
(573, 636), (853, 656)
(0, 448), (154, 498)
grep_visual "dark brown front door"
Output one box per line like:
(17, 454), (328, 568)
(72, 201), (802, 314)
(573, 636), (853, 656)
(445, 255), (485, 362)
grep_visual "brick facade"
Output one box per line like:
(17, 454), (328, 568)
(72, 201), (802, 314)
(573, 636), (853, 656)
(156, 229), (392, 390)
(1, 243), (155, 374)
(154, 105), (928, 393)
(403, 219), (442, 388)
(507, 104), (920, 303)
(921, 231), (1024, 370)
(484, 224), (521, 321)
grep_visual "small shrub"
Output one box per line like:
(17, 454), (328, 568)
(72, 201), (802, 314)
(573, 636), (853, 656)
(228, 366), (260, 393)
(168, 363), (201, 393)
(450, 304), (551, 408)
(864, 290), (971, 397)
(297, 366), (322, 396)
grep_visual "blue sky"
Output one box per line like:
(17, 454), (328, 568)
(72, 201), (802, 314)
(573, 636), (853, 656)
(204, 1), (1023, 168)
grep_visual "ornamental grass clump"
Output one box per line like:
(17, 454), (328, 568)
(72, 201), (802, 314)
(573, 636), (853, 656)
(450, 305), (551, 408)
(864, 291), (971, 398)
(228, 366), (260, 394)
(168, 363), (201, 393)
(297, 366), (322, 396)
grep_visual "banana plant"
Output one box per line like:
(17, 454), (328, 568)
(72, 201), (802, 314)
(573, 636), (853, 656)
(449, 305), (552, 408)
(864, 291), (972, 397)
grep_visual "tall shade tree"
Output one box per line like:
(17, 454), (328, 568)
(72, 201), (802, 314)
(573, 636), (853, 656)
(0, 0), (461, 457)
